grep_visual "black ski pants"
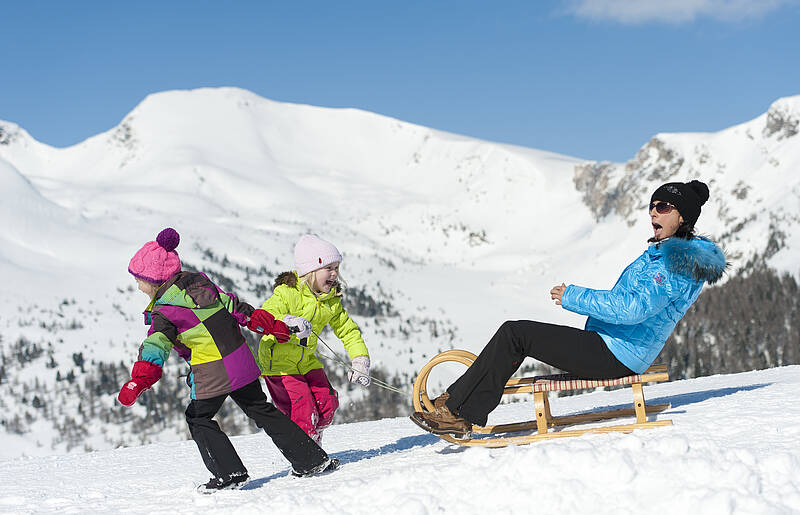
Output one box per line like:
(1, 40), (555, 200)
(185, 379), (328, 479)
(445, 320), (634, 427)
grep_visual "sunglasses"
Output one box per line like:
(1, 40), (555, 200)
(649, 201), (675, 214)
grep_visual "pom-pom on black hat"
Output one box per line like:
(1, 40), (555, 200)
(650, 180), (709, 226)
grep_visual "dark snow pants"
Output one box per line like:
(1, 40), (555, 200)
(185, 379), (328, 479)
(445, 320), (634, 427)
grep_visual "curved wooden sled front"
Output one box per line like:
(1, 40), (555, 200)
(412, 349), (673, 447)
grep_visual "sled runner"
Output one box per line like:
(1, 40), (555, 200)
(412, 349), (672, 447)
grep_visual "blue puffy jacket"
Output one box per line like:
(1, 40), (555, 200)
(561, 237), (727, 373)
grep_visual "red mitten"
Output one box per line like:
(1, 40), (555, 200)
(247, 309), (276, 335)
(247, 309), (290, 343)
(271, 320), (291, 343)
(117, 360), (163, 407)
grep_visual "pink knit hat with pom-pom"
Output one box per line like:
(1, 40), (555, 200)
(294, 235), (342, 276)
(128, 228), (182, 284)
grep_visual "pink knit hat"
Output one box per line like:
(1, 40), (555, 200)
(128, 228), (182, 284)
(294, 235), (342, 276)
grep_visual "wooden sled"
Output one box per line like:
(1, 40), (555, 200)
(412, 349), (672, 447)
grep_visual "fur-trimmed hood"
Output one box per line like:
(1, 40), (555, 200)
(274, 271), (298, 289)
(655, 236), (728, 284)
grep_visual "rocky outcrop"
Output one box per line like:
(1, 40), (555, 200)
(573, 137), (686, 225)
(0, 123), (18, 146)
(763, 101), (799, 140)
(625, 137), (685, 181)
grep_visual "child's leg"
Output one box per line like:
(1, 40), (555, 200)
(185, 393), (247, 479)
(305, 369), (339, 438)
(230, 379), (329, 473)
(264, 374), (319, 438)
(264, 375), (292, 416)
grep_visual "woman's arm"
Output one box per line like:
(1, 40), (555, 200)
(560, 274), (673, 325)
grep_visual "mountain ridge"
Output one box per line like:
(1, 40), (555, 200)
(0, 87), (798, 458)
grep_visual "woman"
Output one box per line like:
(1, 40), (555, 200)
(410, 180), (727, 437)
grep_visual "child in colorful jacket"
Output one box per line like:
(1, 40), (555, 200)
(257, 235), (370, 444)
(117, 228), (337, 492)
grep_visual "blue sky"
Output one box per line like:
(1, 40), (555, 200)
(1, 0), (798, 161)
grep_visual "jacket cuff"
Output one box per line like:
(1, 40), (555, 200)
(560, 284), (583, 313)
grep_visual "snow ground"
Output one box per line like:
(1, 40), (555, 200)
(1, 365), (798, 514)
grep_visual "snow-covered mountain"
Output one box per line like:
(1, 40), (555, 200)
(574, 96), (800, 271)
(1, 366), (799, 513)
(0, 88), (798, 458)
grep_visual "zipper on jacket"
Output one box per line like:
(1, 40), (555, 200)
(298, 346), (305, 374)
(294, 298), (319, 374)
(269, 342), (275, 371)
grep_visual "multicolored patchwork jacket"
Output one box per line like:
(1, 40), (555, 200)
(137, 271), (260, 400)
(257, 271), (368, 376)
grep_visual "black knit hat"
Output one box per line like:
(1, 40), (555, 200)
(650, 180), (710, 226)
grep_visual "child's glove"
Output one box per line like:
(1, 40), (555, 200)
(283, 315), (313, 339)
(118, 360), (163, 406)
(348, 356), (371, 387)
(248, 309), (290, 342)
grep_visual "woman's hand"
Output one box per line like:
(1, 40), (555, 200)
(550, 283), (567, 305)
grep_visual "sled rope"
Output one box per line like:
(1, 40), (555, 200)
(308, 330), (411, 397)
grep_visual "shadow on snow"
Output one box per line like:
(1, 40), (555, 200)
(441, 382), (773, 446)
(244, 383), (771, 487)
(243, 433), (440, 489)
(649, 382), (770, 409)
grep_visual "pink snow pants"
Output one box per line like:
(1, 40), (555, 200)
(264, 368), (339, 443)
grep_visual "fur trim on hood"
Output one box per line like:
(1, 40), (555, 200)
(274, 271), (298, 289)
(658, 236), (728, 284)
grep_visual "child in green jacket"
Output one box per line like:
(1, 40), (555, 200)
(258, 235), (370, 443)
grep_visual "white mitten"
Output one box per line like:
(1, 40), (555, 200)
(348, 356), (371, 387)
(283, 315), (312, 339)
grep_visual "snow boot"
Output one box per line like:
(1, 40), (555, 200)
(196, 472), (249, 494)
(433, 392), (450, 410)
(410, 401), (472, 439)
(291, 457), (340, 478)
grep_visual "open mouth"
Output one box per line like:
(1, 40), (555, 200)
(652, 222), (663, 238)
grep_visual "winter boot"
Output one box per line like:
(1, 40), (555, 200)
(409, 400), (472, 439)
(197, 472), (249, 493)
(291, 457), (340, 478)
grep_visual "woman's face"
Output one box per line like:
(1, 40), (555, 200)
(313, 263), (340, 293)
(650, 200), (683, 240)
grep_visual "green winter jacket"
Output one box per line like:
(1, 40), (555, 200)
(257, 271), (368, 376)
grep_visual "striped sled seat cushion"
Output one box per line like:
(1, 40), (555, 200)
(528, 373), (645, 393)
